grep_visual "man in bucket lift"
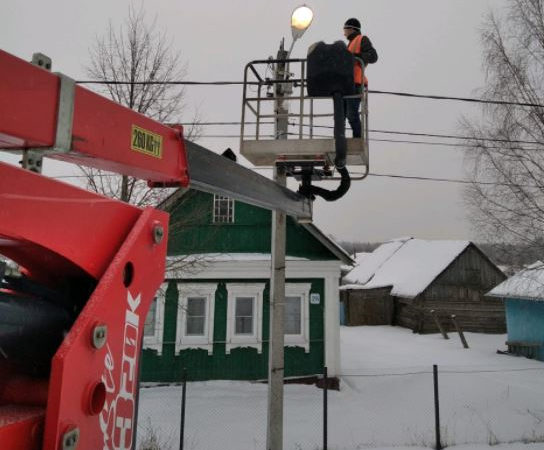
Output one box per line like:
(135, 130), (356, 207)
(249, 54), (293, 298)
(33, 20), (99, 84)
(343, 18), (378, 137)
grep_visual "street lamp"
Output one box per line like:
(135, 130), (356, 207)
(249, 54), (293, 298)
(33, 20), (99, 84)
(288, 5), (313, 56)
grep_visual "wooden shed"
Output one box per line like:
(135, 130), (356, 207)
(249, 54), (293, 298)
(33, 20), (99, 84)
(487, 262), (544, 360)
(341, 238), (507, 333)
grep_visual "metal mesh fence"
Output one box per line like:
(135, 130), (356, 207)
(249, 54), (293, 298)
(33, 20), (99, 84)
(329, 370), (436, 449)
(137, 365), (544, 449)
(436, 367), (544, 447)
(136, 368), (324, 450)
(283, 382), (324, 450)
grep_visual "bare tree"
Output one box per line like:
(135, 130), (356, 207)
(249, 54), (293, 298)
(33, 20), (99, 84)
(462, 0), (544, 267)
(84, 3), (201, 205)
(84, 4), (209, 277)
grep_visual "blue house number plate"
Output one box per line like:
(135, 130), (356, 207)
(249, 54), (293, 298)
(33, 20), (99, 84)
(310, 293), (320, 305)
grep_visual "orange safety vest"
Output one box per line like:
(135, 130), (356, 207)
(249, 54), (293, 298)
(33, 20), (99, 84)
(347, 34), (369, 87)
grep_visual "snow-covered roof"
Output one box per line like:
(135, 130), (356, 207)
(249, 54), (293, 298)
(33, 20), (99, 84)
(487, 261), (544, 301)
(343, 237), (472, 298)
(340, 283), (366, 291)
(346, 239), (408, 285)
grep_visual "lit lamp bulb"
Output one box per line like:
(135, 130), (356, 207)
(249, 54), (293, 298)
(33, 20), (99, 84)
(291, 5), (313, 41)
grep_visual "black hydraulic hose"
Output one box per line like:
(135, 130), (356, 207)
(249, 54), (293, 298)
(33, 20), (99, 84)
(297, 91), (352, 201)
(333, 91), (347, 169)
(299, 166), (351, 201)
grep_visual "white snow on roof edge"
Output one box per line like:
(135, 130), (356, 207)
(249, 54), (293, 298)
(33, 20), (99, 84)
(343, 238), (472, 298)
(487, 260), (544, 301)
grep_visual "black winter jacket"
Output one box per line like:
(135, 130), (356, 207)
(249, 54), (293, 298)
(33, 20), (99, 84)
(348, 31), (378, 66)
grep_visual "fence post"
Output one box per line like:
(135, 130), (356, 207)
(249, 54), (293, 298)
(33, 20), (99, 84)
(323, 366), (328, 450)
(180, 367), (187, 450)
(433, 364), (441, 450)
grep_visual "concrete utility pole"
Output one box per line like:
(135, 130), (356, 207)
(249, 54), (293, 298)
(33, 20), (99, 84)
(266, 9), (313, 449)
(266, 38), (288, 450)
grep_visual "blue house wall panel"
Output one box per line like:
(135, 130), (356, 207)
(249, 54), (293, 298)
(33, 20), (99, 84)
(505, 299), (544, 361)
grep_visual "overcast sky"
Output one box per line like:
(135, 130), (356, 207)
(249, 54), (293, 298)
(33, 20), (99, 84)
(2, 0), (508, 243)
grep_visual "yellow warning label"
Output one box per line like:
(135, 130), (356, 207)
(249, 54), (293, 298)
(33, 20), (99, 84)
(131, 125), (163, 158)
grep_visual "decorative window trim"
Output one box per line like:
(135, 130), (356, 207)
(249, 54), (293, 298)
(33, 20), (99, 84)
(213, 195), (235, 223)
(176, 283), (217, 355)
(226, 283), (265, 354)
(143, 282), (168, 355)
(284, 283), (312, 353)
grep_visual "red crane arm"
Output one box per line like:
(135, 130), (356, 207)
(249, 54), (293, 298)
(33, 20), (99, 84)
(0, 49), (189, 186)
(0, 49), (177, 450)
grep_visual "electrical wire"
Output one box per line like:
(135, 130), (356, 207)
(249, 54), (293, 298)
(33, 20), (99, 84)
(368, 89), (544, 108)
(180, 121), (543, 146)
(76, 79), (544, 108)
(49, 171), (525, 187)
(186, 132), (542, 152)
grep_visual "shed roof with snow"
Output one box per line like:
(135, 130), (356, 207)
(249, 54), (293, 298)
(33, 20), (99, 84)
(343, 237), (473, 298)
(487, 261), (544, 302)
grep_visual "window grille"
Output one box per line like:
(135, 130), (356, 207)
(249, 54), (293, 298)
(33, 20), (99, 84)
(213, 195), (234, 223)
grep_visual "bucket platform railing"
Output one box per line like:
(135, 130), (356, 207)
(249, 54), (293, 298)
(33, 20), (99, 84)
(240, 58), (369, 181)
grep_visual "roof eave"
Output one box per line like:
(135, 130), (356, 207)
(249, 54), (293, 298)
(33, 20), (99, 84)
(301, 223), (355, 265)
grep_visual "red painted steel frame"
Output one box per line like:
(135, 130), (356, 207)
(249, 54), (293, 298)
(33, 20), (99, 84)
(43, 207), (168, 450)
(0, 49), (186, 449)
(0, 49), (189, 186)
(0, 163), (169, 449)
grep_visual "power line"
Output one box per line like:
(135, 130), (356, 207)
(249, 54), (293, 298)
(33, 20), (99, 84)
(197, 133), (473, 148)
(369, 89), (544, 108)
(368, 173), (504, 186)
(78, 80), (254, 86)
(194, 133), (541, 152)
(369, 128), (541, 145)
(183, 121), (543, 146)
(49, 171), (521, 187)
(76, 78), (544, 108)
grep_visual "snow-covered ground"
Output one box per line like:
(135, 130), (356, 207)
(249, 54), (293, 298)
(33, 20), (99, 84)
(137, 326), (544, 450)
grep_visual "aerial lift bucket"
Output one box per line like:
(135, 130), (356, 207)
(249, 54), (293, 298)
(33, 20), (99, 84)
(240, 42), (369, 195)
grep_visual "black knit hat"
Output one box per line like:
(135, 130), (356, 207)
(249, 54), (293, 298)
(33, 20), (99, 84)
(344, 18), (361, 31)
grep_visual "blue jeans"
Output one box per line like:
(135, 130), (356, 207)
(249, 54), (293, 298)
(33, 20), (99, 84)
(345, 84), (362, 138)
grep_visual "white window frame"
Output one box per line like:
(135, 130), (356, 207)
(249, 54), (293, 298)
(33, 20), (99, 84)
(284, 283), (312, 353)
(213, 195), (235, 223)
(226, 283), (265, 354)
(176, 283), (217, 355)
(143, 282), (168, 355)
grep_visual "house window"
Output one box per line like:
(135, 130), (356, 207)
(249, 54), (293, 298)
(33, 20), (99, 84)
(143, 283), (168, 355)
(213, 195), (234, 223)
(285, 296), (302, 335)
(284, 283), (312, 352)
(176, 283), (217, 355)
(186, 297), (206, 335)
(226, 283), (265, 354)
(235, 297), (255, 335)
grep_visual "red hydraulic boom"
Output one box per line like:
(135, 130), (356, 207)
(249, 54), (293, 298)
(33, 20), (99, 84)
(0, 48), (188, 450)
(0, 49), (310, 449)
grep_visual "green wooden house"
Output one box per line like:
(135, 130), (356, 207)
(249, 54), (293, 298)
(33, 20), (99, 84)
(140, 190), (353, 382)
